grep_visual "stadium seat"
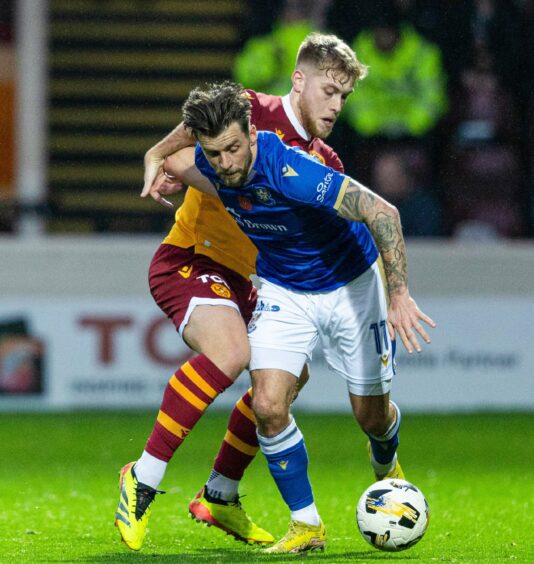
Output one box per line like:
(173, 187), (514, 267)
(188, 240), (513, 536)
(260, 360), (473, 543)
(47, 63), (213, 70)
(48, 0), (248, 233)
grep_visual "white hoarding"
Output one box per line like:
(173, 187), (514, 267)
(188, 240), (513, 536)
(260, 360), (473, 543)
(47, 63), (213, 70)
(1, 296), (533, 412)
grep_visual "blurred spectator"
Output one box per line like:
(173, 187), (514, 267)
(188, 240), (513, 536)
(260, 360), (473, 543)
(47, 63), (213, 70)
(326, 0), (470, 86)
(0, 0), (15, 232)
(518, 0), (534, 234)
(239, 0), (285, 41)
(233, 0), (330, 95)
(329, 6), (447, 184)
(465, 0), (523, 97)
(442, 144), (526, 238)
(390, 0), (472, 87)
(447, 53), (520, 147)
(452, 199), (526, 240)
(439, 1), (529, 237)
(325, 0), (383, 44)
(343, 9), (447, 140)
(372, 150), (443, 237)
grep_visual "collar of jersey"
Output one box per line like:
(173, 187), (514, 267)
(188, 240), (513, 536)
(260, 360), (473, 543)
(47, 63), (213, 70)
(282, 94), (310, 141)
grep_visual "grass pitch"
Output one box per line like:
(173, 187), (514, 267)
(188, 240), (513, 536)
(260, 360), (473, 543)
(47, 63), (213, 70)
(1, 411), (533, 563)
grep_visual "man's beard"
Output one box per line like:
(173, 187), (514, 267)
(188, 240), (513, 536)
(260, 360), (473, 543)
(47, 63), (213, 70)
(219, 148), (253, 187)
(221, 169), (247, 186)
(300, 98), (332, 140)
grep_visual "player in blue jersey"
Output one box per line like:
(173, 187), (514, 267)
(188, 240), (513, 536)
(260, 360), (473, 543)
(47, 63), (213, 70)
(164, 81), (436, 554)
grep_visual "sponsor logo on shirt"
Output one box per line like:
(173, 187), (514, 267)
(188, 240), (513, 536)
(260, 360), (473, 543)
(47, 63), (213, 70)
(226, 207), (288, 233)
(255, 300), (280, 312)
(275, 128), (285, 140)
(248, 300), (281, 333)
(316, 171), (334, 203)
(196, 274), (230, 288)
(282, 164), (299, 177)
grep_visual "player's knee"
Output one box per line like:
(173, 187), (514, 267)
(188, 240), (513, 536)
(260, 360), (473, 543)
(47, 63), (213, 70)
(251, 393), (289, 434)
(196, 334), (249, 380)
(216, 341), (250, 379)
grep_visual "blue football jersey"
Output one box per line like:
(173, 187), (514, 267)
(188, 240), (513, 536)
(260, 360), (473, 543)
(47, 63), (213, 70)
(195, 130), (378, 292)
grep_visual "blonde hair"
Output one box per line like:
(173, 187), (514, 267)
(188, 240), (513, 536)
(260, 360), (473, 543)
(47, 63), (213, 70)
(296, 32), (368, 84)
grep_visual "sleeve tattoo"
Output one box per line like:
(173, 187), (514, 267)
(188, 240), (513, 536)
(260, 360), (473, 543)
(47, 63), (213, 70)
(337, 179), (408, 295)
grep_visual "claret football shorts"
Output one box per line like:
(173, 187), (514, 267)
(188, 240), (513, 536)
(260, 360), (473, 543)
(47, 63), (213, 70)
(149, 244), (257, 337)
(248, 261), (395, 396)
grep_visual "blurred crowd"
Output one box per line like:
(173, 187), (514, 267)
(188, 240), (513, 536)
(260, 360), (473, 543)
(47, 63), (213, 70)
(1, 1), (533, 238)
(236, 0), (534, 238)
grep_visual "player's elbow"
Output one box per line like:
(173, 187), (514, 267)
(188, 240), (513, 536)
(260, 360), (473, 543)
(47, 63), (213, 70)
(381, 201), (401, 230)
(164, 148), (195, 182)
(384, 201), (400, 221)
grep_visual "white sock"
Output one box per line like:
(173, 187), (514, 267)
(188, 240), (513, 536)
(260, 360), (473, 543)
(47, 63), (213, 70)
(291, 502), (321, 526)
(134, 450), (167, 490)
(370, 453), (397, 477)
(206, 470), (239, 502)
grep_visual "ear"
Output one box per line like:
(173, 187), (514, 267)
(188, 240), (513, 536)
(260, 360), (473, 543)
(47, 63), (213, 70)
(249, 123), (258, 146)
(292, 69), (305, 93)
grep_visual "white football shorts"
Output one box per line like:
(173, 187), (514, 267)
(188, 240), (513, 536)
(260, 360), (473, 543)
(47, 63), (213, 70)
(248, 261), (395, 396)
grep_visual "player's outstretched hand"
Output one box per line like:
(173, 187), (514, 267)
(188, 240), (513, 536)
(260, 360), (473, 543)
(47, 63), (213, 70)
(387, 291), (436, 354)
(141, 149), (165, 198)
(141, 168), (185, 209)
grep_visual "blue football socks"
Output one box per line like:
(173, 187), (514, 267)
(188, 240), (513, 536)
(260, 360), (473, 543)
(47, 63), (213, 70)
(257, 417), (315, 512)
(368, 400), (401, 468)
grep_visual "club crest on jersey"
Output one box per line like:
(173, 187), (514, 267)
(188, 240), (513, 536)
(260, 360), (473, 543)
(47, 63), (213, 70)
(253, 187), (276, 206)
(308, 150), (326, 165)
(275, 128), (285, 140)
(238, 195), (253, 210)
(211, 283), (231, 298)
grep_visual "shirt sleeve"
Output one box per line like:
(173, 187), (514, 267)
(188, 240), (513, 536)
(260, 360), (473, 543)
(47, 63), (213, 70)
(243, 89), (262, 126)
(272, 141), (350, 211)
(325, 149), (344, 173)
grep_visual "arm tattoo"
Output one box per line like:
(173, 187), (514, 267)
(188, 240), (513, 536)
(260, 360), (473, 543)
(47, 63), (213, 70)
(337, 179), (408, 295)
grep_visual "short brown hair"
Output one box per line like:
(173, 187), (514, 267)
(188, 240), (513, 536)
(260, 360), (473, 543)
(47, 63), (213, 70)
(182, 81), (251, 139)
(296, 32), (368, 84)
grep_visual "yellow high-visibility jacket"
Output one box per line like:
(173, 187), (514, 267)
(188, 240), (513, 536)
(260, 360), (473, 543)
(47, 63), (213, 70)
(234, 20), (313, 95)
(345, 24), (447, 137)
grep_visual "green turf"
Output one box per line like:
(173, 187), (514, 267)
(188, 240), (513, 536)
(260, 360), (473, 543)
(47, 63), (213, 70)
(1, 411), (533, 563)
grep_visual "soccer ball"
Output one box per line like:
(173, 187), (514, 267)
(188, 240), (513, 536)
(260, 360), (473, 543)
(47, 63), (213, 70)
(356, 478), (429, 552)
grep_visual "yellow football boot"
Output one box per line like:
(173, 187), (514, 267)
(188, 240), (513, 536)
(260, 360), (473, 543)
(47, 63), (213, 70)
(115, 462), (162, 551)
(264, 520), (326, 554)
(189, 487), (274, 545)
(367, 441), (405, 481)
